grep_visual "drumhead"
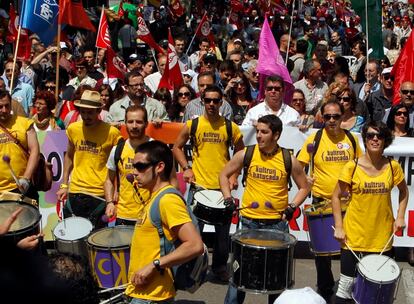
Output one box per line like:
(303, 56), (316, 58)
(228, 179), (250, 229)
(194, 190), (225, 209)
(232, 229), (297, 249)
(53, 217), (93, 241)
(0, 200), (40, 233)
(87, 226), (134, 249)
(357, 254), (400, 283)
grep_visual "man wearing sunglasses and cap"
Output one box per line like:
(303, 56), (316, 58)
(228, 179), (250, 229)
(297, 100), (362, 302)
(57, 90), (122, 229)
(173, 84), (244, 282)
(383, 81), (414, 129)
(365, 66), (393, 122)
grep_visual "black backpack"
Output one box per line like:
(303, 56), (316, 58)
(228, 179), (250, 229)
(114, 138), (127, 191)
(241, 145), (292, 189)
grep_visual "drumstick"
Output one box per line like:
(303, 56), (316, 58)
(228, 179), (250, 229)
(307, 143), (315, 177)
(331, 226), (366, 269)
(2, 155), (24, 192)
(98, 283), (128, 294)
(379, 233), (394, 256)
(99, 291), (125, 304)
(191, 183), (210, 201)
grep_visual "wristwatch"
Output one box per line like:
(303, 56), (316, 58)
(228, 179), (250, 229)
(153, 259), (163, 274)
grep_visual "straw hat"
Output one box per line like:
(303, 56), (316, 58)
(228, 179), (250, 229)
(74, 90), (102, 109)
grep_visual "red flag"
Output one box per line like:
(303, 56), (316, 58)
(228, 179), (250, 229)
(229, 10), (241, 29)
(170, 0), (185, 17)
(118, 0), (125, 18)
(7, 4), (18, 43)
(194, 14), (216, 51)
(158, 29), (183, 90)
(231, 0), (244, 12)
(136, 12), (165, 54)
(96, 9), (111, 49)
(391, 30), (414, 105)
(106, 46), (128, 80)
(59, 0), (96, 32)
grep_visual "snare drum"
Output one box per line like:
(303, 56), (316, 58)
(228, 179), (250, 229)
(353, 254), (400, 304)
(193, 189), (233, 225)
(87, 226), (134, 288)
(0, 200), (41, 243)
(53, 217), (93, 257)
(230, 229), (297, 294)
(304, 201), (347, 256)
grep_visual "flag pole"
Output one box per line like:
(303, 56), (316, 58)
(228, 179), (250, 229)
(10, 25), (22, 94)
(365, 0), (369, 63)
(55, 23), (61, 114)
(151, 48), (160, 72)
(285, 0), (296, 65)
(185, 13), (206, 56)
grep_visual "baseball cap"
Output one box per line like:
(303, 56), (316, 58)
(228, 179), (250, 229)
(182, 69), (196, 78)
(382, 67), (393, 75)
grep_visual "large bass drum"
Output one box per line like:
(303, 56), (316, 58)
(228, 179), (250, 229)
(230, 229), (297, 294)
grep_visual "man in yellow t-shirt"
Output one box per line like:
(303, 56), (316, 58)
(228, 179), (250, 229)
(297, 100), (362, 302)
(0, 90), (40, 200)
(104, 105), (151, 226)
(220, 114), (309, 304)
(173, 85), (244, 282)
(126, 140), (203, 303)
(56, 90), (121, 229)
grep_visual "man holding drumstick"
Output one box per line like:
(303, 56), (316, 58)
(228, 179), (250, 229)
(297, 100), (362, 302)
(220, 114), (309, 304)
(173, 84), (244, 282)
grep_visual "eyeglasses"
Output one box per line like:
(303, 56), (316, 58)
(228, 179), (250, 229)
(338, 96), (351, 102)
(383, 74), (394, 81)
(129, 83), (144, 88)
(266, 86), (283, 92)
(133, 161), (156, 171)
(292, 98), (304, 102)
(251, 72), (258, 77)
(203, 97), (221, 104)
(366, 132), (385, 140)
(45, 85), (56, 90)
(76, 66), (86, 70)
(178, 92), (190, 97)
(395, 111), (409, 117)
(401, 89), (414, 95)
(323, 114), (342, 120)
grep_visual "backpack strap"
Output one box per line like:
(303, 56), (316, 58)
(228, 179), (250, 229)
(225, 118), (233, 150)
(189, 117), (199, 156)
(242, 145), (255, 187)
(281, 147), (292, 190)
(343, 129), (357, 157)
(114, 138), (126, 192)
(149, 187), (199, 257)
(310, 129), (323, 176)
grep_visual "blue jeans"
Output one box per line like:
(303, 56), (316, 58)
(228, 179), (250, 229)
(224, 217), (289, 304)
(130, 298), (174, 304)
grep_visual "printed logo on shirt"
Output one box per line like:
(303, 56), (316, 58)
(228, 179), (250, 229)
(201, 132), (224, 144)
(125, 157), (134, 170)
(337, 142), (350, 150)
(78, 140), (101, 154)
(362, 181), (389, 195)
(250, 165), (282, 181)
(321, 150), (351, 162)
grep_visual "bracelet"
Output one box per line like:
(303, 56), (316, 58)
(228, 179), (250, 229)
(106, 201), (114, 205)
(59, 183), (68, 189)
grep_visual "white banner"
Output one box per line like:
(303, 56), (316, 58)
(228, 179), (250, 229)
(204, 126), (414, 248)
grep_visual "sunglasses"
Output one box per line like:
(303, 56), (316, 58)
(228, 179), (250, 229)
(133, 161), (156, 171)
(45, 85), (56, 90)
(178, 92), (190, 97)
(338, 96), (351, 102)
(395, 111), (409, 117)
(366, 132), (385, 140)
(401, 89), (414, 95)
(323, 114), (342, 120)
(383, 74), (394, 81)
(266, 86), (283, 92)
(203, 97), (221, 104)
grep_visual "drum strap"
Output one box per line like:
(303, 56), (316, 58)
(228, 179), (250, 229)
(114, 138), (127, 192)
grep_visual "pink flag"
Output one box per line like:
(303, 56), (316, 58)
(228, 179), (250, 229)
(256, 16), (293, 102)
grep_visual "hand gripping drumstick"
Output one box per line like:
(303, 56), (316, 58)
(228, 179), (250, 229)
(2, 155), (24, 192)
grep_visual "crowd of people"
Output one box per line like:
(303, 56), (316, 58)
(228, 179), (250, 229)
(0, 0), (414, 303)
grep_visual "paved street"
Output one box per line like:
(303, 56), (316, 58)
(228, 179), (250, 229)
(175, 245), (414, 304)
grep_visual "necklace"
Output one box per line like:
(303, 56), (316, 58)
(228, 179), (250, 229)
(260, 146), (279, 157)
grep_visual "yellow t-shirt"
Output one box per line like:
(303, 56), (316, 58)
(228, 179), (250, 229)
(0, 116), (33, 191)
(297, 129), (362, 199)
(340, 159), (404, 252)
(186, 116), (242, 189)
(116, 141), (150, 220)
(67, 121), (121, 196)
(125, 185), (192, 300)
(241, 145), (289, 219)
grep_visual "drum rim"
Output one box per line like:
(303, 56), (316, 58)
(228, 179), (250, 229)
(231, 229), (297, 249)
(53, 216), (94, 240)
(87, 226), (134, 249)
(1, 200), (41, 234)
(356, 255), (401, 284)
(229, 280), (289, 295)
